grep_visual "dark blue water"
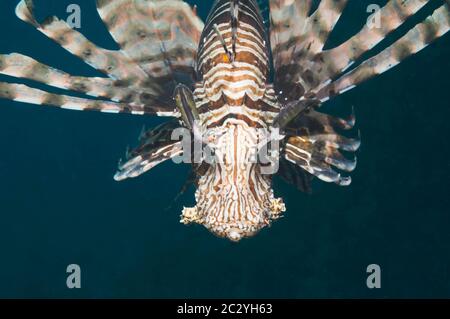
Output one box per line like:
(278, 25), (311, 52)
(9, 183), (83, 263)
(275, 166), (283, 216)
(0, 0), (449, 298)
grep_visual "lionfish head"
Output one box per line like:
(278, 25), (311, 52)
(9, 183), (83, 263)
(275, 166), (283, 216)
(180, 122), (286, 242)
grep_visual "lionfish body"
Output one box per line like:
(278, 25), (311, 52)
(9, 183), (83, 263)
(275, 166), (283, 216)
(1, 0), (449, 241)
(190, 0), (284, 241)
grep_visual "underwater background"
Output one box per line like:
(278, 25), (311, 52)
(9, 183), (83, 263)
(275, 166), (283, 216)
(0, 0), (449, 298)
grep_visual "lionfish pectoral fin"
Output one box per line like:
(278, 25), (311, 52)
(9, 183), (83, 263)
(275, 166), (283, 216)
(0, 51), (174, 115)
(269, 0), (348, 97)
(114, 120), (183, 181)
(273, 98), (319, 130)
(270, 0), (449, 103)
(0, 53), (154, 109)
(96, 0), (204, 92)
(271, 0), (448, 189)
(282, 108), (360, 186)
(15, 0), (151, 83)
(277, 158), (314, 194)
(0, 82), (138, 114)
(322, 0), (437, 78)
(307, 0), (348, 52)
(8, 0), (178, 116)
(315, 3), (450, 101)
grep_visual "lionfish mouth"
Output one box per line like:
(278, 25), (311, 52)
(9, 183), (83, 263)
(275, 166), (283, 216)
(209, 223), (263, 242)
(180, 190), (287, 242)
(180, 212), (285, 242)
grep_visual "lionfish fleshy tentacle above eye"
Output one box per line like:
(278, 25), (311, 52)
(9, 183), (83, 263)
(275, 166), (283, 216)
(114, 120), (184, 181)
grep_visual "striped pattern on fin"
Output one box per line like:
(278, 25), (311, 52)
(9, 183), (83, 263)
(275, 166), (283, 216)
(269, 0), (312, 50)
(269, 0), (312, 65)
(269, 0), (348, 100)
(96, 0), (204, 92)
(114, 120), (183, 181)
(0, 82), (153, 114)
(282, 108), (360, 186)
(277, 158), (313, 194)
(11, 0), (206, 116)
(321, 0), (432, 79)
(16, 0), (153, 84)
(269, 0), (449, 103)
(308, 0), (348, 52)
(0, 53), (156, 108)
(315, 3), (450, 102)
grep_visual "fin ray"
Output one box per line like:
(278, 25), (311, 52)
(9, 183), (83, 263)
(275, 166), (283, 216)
(114, 120), (183, 181)
(0, 53), (151, 106)
(315, 3), (450, 101)
(15, 0), (154, 85)
(322, 0), (433, 79)
(0, 81), (161, 115)
(96, 0), (204, 90)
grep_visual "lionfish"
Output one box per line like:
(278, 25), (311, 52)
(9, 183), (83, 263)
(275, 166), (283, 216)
(0, 0), (448, 241)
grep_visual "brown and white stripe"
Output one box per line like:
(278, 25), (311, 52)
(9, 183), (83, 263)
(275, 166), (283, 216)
(1, 0), (449, 241)
(183, 0), (285, 241)
(195, 0), (277, 128)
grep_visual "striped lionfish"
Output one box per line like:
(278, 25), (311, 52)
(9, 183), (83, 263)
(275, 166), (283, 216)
(0, 0), (449, 241)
